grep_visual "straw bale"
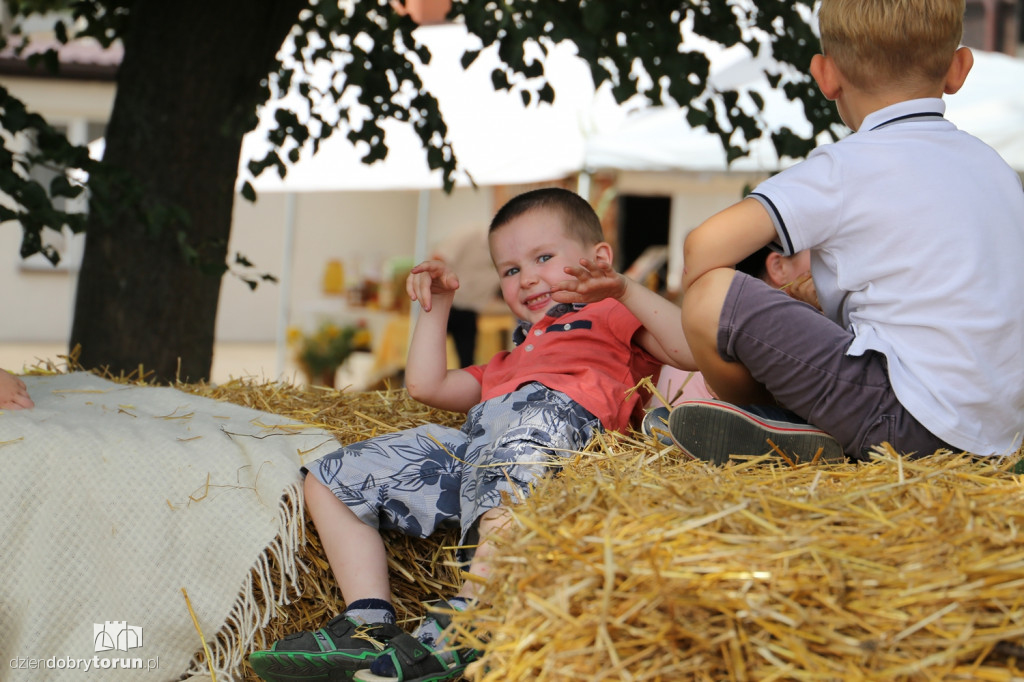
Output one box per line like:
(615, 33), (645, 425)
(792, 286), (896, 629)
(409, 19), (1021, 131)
(27, 358), (1024, 680)
(457, 442), (1024, 681)
(189, 376), (1024, 681)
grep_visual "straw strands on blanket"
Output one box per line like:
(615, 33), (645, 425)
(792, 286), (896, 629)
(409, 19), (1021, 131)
(32, 359), (1024, 680)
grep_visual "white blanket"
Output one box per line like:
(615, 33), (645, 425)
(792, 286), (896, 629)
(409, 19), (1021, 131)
(0, 372), (337, 681)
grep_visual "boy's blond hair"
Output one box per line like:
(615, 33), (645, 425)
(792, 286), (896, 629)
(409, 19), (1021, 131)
(818, 0), (964, 91)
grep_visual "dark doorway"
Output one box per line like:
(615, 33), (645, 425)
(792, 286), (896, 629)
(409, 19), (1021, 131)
(617, 194), (671, 273)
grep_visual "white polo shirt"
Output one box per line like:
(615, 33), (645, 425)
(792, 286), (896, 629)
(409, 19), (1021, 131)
(750, 98), (1024, 456)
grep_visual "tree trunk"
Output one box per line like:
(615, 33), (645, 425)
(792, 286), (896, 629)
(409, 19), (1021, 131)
(70, 0), (305, 383)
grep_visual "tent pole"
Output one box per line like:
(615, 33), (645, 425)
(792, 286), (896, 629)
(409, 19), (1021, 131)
(275, 192), (297, 380)
(577, 170), (591, 202)
(409, 188), (431, 347)
(414, 188), (431, 264)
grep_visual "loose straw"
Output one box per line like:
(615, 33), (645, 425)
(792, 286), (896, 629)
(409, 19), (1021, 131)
(183, 587), (218, 682)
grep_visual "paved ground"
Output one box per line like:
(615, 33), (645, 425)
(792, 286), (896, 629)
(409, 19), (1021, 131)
(0, 342), (297, 386)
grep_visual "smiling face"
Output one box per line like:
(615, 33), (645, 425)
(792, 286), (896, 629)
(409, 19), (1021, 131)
(489, 207), (600, 324)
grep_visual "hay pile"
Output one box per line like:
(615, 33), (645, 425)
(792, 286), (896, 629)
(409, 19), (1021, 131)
(189, 376), (1024, 681)
(35, 361), (1024, 681)
(461, 445), (1024, 681)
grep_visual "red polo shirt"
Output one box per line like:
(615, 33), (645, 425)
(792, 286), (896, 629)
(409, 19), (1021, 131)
(464, 299), (661, 432)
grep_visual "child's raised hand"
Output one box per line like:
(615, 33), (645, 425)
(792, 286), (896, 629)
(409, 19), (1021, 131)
(406, 259), (460, 312)
(550, 258), (627, 303)
(783, 273), (821, 311)
(0, 369), (33, 410)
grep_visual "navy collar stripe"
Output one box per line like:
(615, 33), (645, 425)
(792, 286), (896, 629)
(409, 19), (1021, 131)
(512, 302), (587, 346)
(869, 112), (944, 131)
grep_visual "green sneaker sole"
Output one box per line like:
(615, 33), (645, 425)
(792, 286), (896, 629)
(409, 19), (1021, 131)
(249, 649), (382, 681)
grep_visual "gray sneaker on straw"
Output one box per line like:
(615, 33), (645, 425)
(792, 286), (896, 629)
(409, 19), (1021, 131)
(667, 400), (846, 465)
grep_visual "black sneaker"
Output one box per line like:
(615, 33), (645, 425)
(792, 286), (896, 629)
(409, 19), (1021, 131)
(667, 400), (846, 465)
(249, 616), (404, 681)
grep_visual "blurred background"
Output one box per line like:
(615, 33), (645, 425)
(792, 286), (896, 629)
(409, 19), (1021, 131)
(2, 1), (1021, 388)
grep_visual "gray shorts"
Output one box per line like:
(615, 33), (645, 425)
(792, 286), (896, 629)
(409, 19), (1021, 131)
(305, 382), (600, 555)
(719, 272), (951, 461)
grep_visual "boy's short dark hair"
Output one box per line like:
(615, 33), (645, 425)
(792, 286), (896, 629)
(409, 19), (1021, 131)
(818, 0), (964, 91)
(489, 187), (605, 245)
(735, 246), (772, 281)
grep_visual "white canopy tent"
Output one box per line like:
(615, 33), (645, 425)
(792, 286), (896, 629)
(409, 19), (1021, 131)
(236, 24), (805, 351)
(237, 24), (631, 194)
(584, 48), (1024, 174)
(584, 41), (813, 175)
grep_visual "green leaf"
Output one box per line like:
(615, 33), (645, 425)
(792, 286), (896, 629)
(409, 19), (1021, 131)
(49, 174), (83, 199)
(460, 49), (481, 70)
(538, 82), (554, 105)
(240, 181), (256, 202)
(686, 108), (710, 129)
(490, 68), (509, 91)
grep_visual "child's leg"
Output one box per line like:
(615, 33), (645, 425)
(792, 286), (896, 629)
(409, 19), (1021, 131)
(681, 267), (775, 405)
(359, 507), (515, 682)
(361, 386), (598, 681)
(372, 506), (510, 676)
(420, 388), (597, 641)
(304, 474), (391, 604)
(679, 269), (950, 461)
(456, 506), (510, 600)
(251, 423), (472, 681)
(248, 476), (402, 681)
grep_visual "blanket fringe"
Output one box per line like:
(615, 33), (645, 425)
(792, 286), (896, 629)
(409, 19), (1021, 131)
(183, 480), (307, 679)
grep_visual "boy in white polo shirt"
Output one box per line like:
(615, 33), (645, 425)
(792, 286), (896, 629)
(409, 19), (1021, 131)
(670, 0), (1024, 463)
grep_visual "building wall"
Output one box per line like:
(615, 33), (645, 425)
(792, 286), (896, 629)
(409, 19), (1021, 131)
(218, 185), (494, 342)
(1, 179), (495, 346)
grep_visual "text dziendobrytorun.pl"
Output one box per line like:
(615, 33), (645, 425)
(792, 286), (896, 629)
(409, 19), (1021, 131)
(9, 656), (160, 672)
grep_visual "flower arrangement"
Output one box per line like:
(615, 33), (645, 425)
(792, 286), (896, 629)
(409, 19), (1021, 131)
(288, 321), (372, 386)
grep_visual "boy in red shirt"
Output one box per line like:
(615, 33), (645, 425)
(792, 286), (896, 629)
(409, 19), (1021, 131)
(250, 188), (695, 682)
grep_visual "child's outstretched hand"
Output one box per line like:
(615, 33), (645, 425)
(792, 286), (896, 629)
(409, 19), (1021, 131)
(783, 273), (821, 311)
(550, 258), (627, 304)
(406, 259), (460, 312)
(0, 369), (34, 410)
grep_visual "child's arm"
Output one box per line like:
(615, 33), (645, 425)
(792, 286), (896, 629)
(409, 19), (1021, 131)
(681, 197), (778, 294)
(550, 258), (696, 370)
(403, 260), (483, 413)
(0, 369), (33, 410)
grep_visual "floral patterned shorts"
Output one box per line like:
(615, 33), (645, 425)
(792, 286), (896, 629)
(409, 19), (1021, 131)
(305, 382), (599, 554)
